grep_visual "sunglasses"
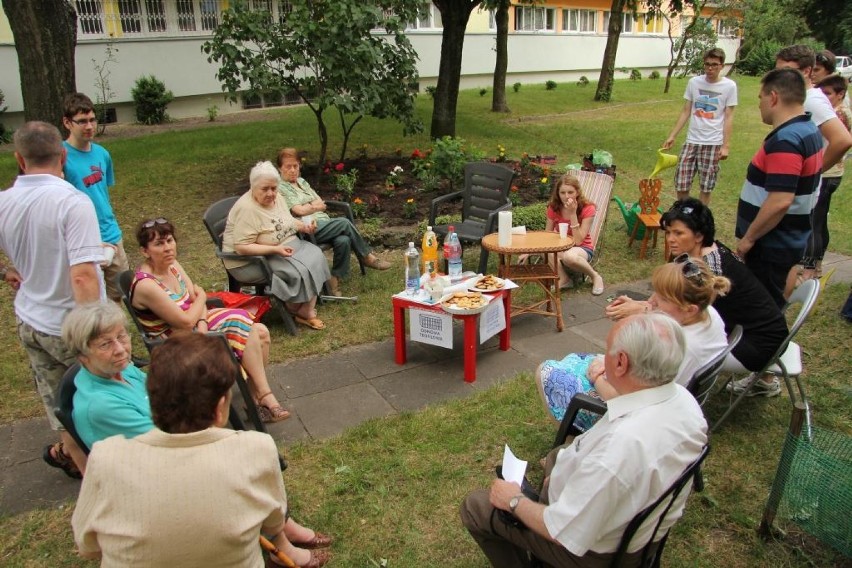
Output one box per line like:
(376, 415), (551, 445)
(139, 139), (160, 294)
(142, 218), (169, 228)
(673, 253), (704, 283)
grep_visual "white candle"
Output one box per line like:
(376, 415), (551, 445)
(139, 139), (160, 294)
(498, 210), (512, 246)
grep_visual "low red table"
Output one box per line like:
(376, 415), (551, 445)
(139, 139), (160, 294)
(392, 288), (512, 383)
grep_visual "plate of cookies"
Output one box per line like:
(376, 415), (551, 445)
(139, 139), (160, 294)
(468, 274), (506, 292)
(441, 291), (491, 315)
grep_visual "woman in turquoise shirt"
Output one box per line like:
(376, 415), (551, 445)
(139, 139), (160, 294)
(61, 302), (153, 453)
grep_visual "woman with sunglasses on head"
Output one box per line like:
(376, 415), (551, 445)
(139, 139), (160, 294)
(130, 217), (290, 422)
(538, 257), (729, 428)
(606, 198), (788, 396)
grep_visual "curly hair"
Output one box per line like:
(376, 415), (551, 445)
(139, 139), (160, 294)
(147, 332), (237, 434)
(547, 173), (589, 214)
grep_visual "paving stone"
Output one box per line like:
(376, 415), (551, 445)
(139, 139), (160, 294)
(349, 338), (438, 379)
(270, 355), (365, 399)
(292, 383), (395, 440)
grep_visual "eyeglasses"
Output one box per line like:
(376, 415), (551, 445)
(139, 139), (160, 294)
(704, 62), (722, 68)
(142, 218), (169, 228)
(70, 117), (98, 125)
(673, 253), (704, 283)
(92, 332), (131, 353)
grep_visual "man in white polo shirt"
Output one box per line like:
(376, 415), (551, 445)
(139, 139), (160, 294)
(460, 313), (707, 567)
(0, 122), (104, 479)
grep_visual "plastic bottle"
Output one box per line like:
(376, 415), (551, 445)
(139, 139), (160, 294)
(421, 226), (439, 277)
(404, 242), (421, 295)
(444, 226), (463, 283)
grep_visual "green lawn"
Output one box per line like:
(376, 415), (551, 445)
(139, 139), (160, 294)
(0, 77), (850, 566)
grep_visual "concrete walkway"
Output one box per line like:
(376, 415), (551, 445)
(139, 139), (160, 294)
(2, 252), (850, 516)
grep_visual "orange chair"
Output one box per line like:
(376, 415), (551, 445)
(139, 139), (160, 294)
(628, 178), (668, 259)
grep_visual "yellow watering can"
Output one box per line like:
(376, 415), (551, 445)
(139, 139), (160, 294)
(649, 148), (678, 179)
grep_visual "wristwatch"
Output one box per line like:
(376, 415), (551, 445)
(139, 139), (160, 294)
(509, 494), (526, 514)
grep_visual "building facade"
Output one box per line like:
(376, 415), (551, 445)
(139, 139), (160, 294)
(0, 1), (739, 127)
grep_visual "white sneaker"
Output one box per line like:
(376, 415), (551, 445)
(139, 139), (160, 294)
(726, 374), (781, 397)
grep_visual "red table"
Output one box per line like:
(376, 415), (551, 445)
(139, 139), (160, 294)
(392, 288), (512, 383)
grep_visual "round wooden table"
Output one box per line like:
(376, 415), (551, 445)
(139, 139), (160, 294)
(481, 231), (574, 331)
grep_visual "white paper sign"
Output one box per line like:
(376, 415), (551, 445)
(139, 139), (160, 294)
(479, 298), (506, 344)
(502, 444), (528, 486)
(410, 308), (453, 348)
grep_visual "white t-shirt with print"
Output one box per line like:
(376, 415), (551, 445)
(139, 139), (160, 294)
(684, 75), (738, 145)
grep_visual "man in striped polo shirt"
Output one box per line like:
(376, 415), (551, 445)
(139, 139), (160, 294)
(736, 68), (823, 309)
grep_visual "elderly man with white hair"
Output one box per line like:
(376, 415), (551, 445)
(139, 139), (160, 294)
(222, 161), (331, 330)
(461, 313), (708, 568)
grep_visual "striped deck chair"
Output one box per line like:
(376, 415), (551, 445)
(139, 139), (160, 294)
(571, 169), (614, 273)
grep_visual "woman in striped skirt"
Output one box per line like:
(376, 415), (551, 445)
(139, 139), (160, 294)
(129, 218), (289, 422)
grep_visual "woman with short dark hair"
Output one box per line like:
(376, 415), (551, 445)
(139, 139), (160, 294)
(72, 332), (332, 567)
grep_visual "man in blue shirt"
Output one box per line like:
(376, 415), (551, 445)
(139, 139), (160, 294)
(62, 93), (128, 301)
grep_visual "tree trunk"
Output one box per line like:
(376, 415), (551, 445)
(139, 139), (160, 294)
(595, 0), (627, 102)
(431, 1), (480, 138)
(2, 0), (77, 132)
(491, 0), (510, 113)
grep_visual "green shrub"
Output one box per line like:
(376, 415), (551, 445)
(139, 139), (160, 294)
(737, 41), (783, 76)
(545, 80), (557, 90)
(418, 203), (548, 235)
(131, 75), (173, 125)
(479, 88), (487, 97)
(648, 70), (661, 80)
(630, 69), (642, 81)
(425, 85), (437, 98)
(512, 82), (521, 93)
(411, 136), (484, 191)
(577, 76), (589, 86)
(0, 88), (10, 144)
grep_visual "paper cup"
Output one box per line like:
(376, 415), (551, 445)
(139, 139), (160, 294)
(558, 223), (569, 239)
(101, 245), (116, 267)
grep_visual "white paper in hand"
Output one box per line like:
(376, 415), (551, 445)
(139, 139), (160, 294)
(502, 444), (528, 486)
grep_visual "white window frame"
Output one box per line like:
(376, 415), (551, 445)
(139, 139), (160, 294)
(515, 6), (555, 32)
(634, 13), (665, 35)
(408, 2), (442, 31)
(602, 11), (633, 34)
(715, 18), (736, 37)
(562, 9), (597, 33)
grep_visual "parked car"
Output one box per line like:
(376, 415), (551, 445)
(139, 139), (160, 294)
(836, 56), (852, 80)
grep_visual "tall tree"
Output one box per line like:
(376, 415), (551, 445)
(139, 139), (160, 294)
(204, 0), (422, 165)
(662, 2), (704, 93)
(595, 0), (691, 101)
(798, 0), (852, 53)
(1, 0), (77, 131)
(432, 0), (482, 138)
(487, 0), (511, 113)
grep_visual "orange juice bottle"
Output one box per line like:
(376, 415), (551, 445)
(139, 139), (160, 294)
(421, 226), (439, 276)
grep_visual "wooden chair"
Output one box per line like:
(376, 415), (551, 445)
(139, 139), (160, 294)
(628, 179), (666, 260)
(428, 162), (515, 274)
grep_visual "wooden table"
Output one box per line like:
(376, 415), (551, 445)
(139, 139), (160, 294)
(481, 231), (574, 331)
(392, 289), (511, 383)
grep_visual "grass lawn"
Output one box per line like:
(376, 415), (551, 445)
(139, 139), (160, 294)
(1, 77), (850, 566)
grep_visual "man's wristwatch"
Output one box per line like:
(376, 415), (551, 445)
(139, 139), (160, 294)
(509, 494), (526, 514)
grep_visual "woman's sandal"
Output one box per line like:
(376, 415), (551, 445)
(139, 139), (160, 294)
(294, 316), (325, 330)
(42, 442), (82, 479)
(268, 549), (331, 568)
(290, 532), (334, 550)
(256, 392), (290, 423)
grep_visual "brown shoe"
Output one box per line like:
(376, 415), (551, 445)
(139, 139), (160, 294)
(364, 255), (391, 270)
(291, 532), (334, 549)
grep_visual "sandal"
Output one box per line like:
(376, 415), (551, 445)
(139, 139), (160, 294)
(257, 392), (291, 423)
(290, 531), (334, 549)
(295, 316), (325, 330)
(43, 442), (82, 479)
(268, 549), (331, 568)
(591, 274), (605, 296)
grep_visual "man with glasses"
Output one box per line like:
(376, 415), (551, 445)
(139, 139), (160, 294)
(62, 92), (129, 302)
(0, 122), (104, 479)
(662, 47), (738, 206)
(735, 69), (823, 308)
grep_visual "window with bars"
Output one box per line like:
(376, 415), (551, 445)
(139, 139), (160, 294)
(277, 0), (293, 25)
(563, 9), (596, 33)
(77, 0), (105, 34)
(515, 6), (555, 32)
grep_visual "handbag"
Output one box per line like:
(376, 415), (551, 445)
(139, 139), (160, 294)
(207, 291), (271, 321)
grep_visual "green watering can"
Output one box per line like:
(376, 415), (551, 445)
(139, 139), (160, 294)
(613, 196), (664, 239)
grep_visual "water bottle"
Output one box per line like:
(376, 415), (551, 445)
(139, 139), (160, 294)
(421, 226), (439, 277)
(404, 242), (420, 295)
(444, 226), (463, 283)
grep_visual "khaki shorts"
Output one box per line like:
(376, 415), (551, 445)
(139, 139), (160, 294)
(16, 318), (77, 431)
(103, 239), (130, 301)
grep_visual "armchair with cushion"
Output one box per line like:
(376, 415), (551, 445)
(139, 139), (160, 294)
(429, 162), (515, 274)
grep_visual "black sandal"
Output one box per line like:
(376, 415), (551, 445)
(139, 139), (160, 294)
(43, 442), (82, 479)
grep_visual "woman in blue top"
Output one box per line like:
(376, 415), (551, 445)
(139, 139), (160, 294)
(61, 302), (153, 456)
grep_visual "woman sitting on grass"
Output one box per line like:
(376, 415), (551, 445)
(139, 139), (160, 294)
(545, 173), (605, 295)
(72, 332), (332, 568)
(61, 302), (153, 460)
(538, 257), (728, 428)
(130, 217), (289, 422)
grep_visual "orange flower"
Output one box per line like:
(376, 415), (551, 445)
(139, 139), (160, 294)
(406, 198), (414, 204)
(354, 197), (363, 204)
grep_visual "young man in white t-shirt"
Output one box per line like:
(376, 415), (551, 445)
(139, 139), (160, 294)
(663, 47), (738, 206)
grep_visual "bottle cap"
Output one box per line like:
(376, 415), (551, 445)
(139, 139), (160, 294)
(448, 225), (455, 232)
(408, 242), (414, 247)
(427, 226), (432, 231)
